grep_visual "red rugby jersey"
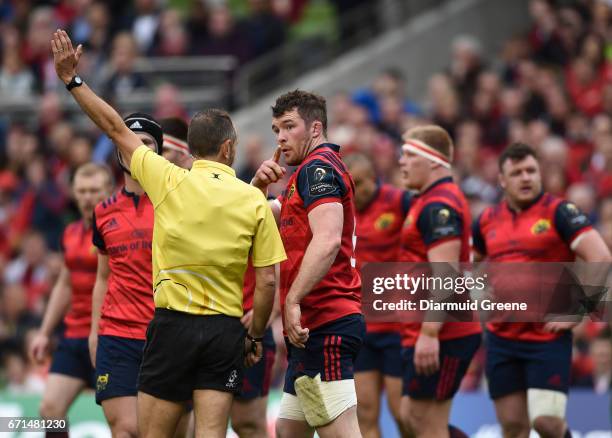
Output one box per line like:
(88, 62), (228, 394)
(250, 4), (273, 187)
(356, 184), (411, 333)
(473, 192), (592, 342)
(92, 187), (154, 340)
(62, 220), (98, 338)
(278, 143), (361, 331)
(399, 177), (482, 347)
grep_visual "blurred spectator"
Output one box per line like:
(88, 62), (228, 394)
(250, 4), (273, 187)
(4, 231), (50, 314)
(152, 8), (190, 57)
(573, 328), (612, 394)
(528, 0), (567, 65)
(237, 134), (266, 183)
(0, 25), (35, 97)
(2, 348), (45, 394)
(12, 156), (67, 250)
(22, 7), (58, 93)
(450, 35), (484, 103)
(153, 83), (188, 120)
(193, 5), (251, 64)
(122, 0), (161, 55)
(241, 0), (286, 58)
(566, 183), (597, 222)
(37, 92), (64, 139)
(101, 32), (147, 99)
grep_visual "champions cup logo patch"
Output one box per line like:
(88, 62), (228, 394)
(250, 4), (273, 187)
(96, 374), (109, 392)
(565, 203), (579, 215)
(375, 213), (396, 231)
(306, 164), (336, 197)
(531, 218), (551, 235)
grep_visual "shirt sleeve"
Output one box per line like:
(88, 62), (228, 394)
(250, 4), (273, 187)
(130, 145), (189, 207)
(92, 211), (106, 254)
(296, 159), (347, 212)
(472, 213), (487, 255)
(554, 201), (592, 246)
(251, 191), (287, 267)
(417, 202), (463, 247)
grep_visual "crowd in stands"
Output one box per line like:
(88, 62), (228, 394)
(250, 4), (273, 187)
(0, 0), (610, 398)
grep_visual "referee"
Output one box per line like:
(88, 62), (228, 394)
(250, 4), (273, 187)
(52, 30), (287, 438)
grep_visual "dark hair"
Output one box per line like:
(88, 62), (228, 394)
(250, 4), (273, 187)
(403, 125), (453, 160)
(272, 90), (327, 136)
(160, 117), (188, 142)
(187, 109), (236, 158)
(498, 142), (538, 171)
(344, 152), (376, 178)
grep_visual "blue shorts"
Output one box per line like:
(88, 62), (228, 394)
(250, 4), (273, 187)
(236, 327), (276, 401)
(402, 334), (481, 401)
(95, 335), (145, 405)
(485, 331), (572, 400)
(354, 331), (403, 377)
(283, 314), (365, 395)
(49, 336), (95, 388)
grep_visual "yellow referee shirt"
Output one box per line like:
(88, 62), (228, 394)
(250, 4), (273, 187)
(130, 145), (286, 316)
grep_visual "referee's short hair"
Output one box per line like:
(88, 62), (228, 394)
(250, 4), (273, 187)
(188, 109), (237, 158)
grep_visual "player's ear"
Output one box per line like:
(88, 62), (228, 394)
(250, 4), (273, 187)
(311, 120), (322, 139)
(498, 172), (506, 189)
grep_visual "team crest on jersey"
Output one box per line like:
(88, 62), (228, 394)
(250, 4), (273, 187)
(287, 183), (296, 199)
(96, 373), (109, 392)
(375, 212), (395, 231)
(404, 214), (413, 228)
(531, 218), (551, 235)
(89, 245), (97, 255)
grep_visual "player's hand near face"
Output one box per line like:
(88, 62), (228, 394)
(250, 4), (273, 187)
(51, 29), (83, 84)
(251, 147), (286, 194)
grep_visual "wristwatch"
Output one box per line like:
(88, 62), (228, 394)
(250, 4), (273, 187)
(66, 75), (83, 91)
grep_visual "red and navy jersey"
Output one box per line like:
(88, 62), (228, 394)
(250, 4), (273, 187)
(92, 187), (155, 340)
(399, 177), (481, 347)
(61, 220), (98, 339)
(278, 143), (361, 331)
(243, 260), (255, 312)
(356, 184), (411, 333)
(473, 192), (592, 342)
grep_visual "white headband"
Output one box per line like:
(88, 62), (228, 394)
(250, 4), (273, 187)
(163, 134), (190, 156)
(402, 138), (452, 169)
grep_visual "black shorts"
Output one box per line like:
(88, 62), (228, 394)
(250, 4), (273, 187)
(95, 335), (145, 405)
(283, 314), (365, 395)
(486, 330), (572, 399)
(139, 308), (245, 402)
(50, 336), (95, 388)
(402, 333), (481, 401)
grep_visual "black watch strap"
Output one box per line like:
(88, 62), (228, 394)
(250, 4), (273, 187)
(66, 75), (83, 91)
(246, 333), (263, 343)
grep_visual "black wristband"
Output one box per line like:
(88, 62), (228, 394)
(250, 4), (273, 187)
(246, 333), (263, 343)
(66, 75), (83, 91)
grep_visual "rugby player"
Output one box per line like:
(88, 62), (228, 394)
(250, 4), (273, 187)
(473, 142), (612, 438)
(29, 163), (113, 438)
(345, 153), (412, 438)
(252, 90), (364, 438)
(398, 125), (481, 438)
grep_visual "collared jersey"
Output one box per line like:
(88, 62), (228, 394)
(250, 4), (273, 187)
(278, 143), (361, 331)
(473, 192), (592, 342)
(92, 188), (154, 340)
(399, 177), (481, 347)
(356, 183), (411, 333)
(62, 220), (98, 338)
(130, 145), (286, 317)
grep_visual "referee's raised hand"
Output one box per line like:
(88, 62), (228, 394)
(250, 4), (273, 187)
(51, 29), (83, 84)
